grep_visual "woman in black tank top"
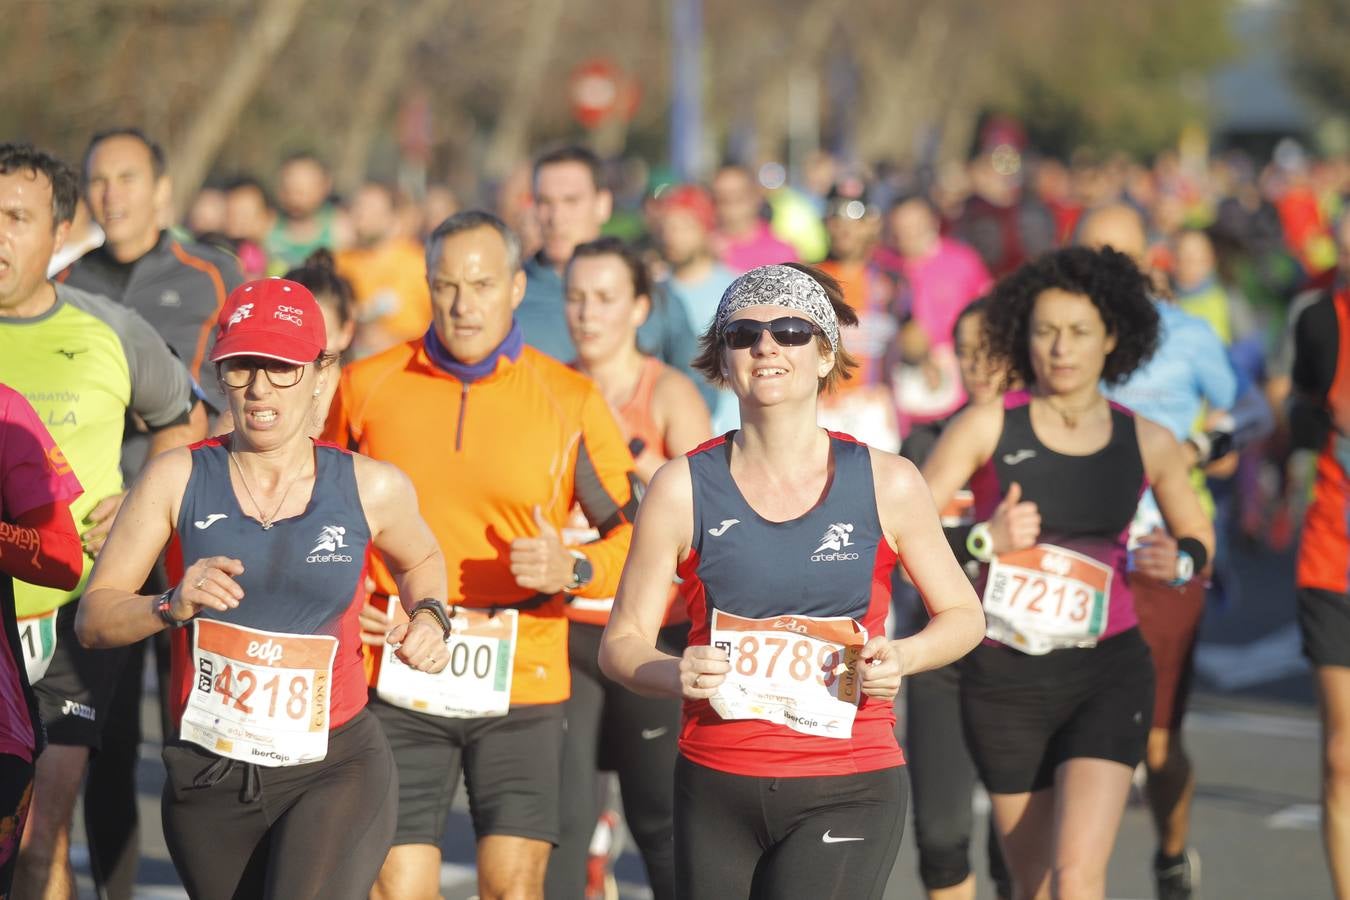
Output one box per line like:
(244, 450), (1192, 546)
(600, 263), (985, 900)
(76, 279), (451, 900)
(922, 247), (1215, 900)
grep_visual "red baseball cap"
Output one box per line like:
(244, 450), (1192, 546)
(210, 278), (327, 365)
(657, 184), (716, 232)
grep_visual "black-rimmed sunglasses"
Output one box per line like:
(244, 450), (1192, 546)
(217, 358), (307, 389)
(721, 316), (820, 350)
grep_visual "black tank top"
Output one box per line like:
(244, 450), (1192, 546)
(970, 391), (1146, 640)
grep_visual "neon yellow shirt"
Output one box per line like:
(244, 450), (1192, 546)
(0, 284), (194, 615)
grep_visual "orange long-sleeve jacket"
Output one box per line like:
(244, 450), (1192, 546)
(325, 338), (637, 705)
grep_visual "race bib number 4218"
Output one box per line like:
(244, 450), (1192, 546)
(181, 619), (337, 767)
(708, 609), (865, 739)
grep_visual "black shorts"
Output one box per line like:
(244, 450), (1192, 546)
(161, 708), (396, 900)
(1298, 587), (1350, 668)
(34, 600), (129, 749)
(0, 753), (34, 898)
(960, 628), (1154, 795)
(674, 755), (907, 900)
(368, 695), (564, 846)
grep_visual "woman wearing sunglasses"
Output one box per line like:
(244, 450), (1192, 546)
(600, 262), (985, 899)
(921, 246), (1214, 900)
(75, 279), (451, 900)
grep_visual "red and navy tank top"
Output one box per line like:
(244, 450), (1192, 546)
(167, 437), (371, 732)
(676, 431), (904, 777)
(970, 391), (1146, 642)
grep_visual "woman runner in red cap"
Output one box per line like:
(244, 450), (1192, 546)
(77, 278), (452, 900)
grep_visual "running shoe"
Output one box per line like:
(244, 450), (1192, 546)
(1154, 847), (1200, 900)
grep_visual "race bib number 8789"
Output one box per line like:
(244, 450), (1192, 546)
(708, 609), (865, 739)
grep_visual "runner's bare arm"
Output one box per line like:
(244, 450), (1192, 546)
(79, 448), (224, 647)
(872, 450), (984, 680)
(654, 368), (713, 463)
(354, 455), (449, 655)
(602, 457), (726, 699)
(566, 389), (641, 598)
(1135, 416), (1215, 577)
(920, 401), (1002, 511)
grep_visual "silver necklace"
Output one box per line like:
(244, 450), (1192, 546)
(228, 451), (303, 529)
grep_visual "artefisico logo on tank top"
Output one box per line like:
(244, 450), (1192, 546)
(307, 525), (353, 563)
(810, 522), (860, 562)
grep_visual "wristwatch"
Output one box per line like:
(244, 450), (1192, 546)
(567, 551), (594, 592)
(155, 589), (189, 629)
(410, 599), (455, 641)
(966, 522), (994, 563)
(1170, 551), (1195, 587)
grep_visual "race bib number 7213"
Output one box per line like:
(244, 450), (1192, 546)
(708, 609), (865, 739)
(983, 544), (1112, 655)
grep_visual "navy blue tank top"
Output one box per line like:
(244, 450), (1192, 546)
(677, 431), (903, 777)
(169, 438), (371, 729)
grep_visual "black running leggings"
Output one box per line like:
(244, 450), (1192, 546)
(545, 621), (684, 900)
(0, 753), (34, 899)
(906, 662), (1010, 895)
(160, 709), (396, 900)
(674, 755), (906, 900)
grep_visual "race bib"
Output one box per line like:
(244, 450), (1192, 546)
(17, 609), (57, 684)
(983, 544), (1112, 655)
(377, 607), (516, 719)
(181, 620), (337, 767)
(708, 609), (865, 739)
(940, 489), (975, 528)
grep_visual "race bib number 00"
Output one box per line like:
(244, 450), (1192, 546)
(181, 620), (337, 767)
(377, 607), (516, 719)
(708, 609), (865, 739)
(983, 544), (1112, 655)
(18, 609), (56, 685)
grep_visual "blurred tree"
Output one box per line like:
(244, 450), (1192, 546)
(990, 0), (1236, 158)
(1284, 0), (1350, 114)
(171, 0), (313, 214)
(3, 0), (1241, 214)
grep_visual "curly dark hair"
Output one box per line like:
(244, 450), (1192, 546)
(984, 245), (1159, 387)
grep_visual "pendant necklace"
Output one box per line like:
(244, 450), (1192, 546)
(229, 451), (304, 529)
(1042, 394), (1102, 429)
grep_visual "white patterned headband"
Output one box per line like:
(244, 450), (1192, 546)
(713, 264), (839, 351)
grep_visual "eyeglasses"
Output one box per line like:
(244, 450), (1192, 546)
(218, 358), (307, 389)
(721, 316), (820, 350)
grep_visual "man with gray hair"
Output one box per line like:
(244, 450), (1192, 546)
(324, 210), (638, 900)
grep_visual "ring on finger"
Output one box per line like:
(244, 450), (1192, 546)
(194, 577), (207, 589)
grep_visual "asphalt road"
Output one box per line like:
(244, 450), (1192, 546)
(70, 530), (1328, 899)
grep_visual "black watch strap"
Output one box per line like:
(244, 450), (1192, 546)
(568, 551), (594, 591)
(155, 590), (188, 629)
(410, 599), (454, 640)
